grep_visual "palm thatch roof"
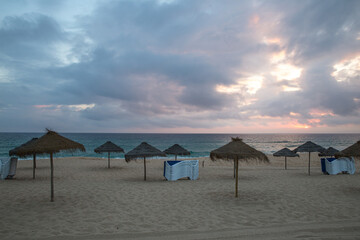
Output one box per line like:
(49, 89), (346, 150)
(318, 147), (339, 157)
(11, 130), (85, 157)
(293, 141), (325, 153)
(210, 137), (268, 162)
(9, 137), (40, 179)
(293, 141), (325, 176)
(10, 129), (85, 202)
(273, 147), (299, 170)
(335, 141), (360, 158)
(125, 142), (166, 162)
(94, 141), (124, 153)
(273, 148), (299, 157)
(164, 144), (190, 156)
(9, 138), (38, 156)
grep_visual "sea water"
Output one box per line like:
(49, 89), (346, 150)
(0, 132), (359, 159)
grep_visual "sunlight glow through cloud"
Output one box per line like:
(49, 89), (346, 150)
(263, 37), (282, 46)
(332, 55), (360, 82)
(309, 109), (335, 117)
(282, 85), (301, 92)
(271, 64), (302, 81)
(216, 76), (263, 95)
(270, 50), (286, 63)
(293, 123), (310, 129)
(34, 104), (95, 111)
(290, 112), (300, 117)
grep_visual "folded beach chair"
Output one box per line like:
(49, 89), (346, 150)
(164, 160), (199, 181)
(0, 158), (11, 180)
(7, 157), (18, 179)
(323, 157), (355, 175)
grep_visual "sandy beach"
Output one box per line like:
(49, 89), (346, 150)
(1, 154), (360, 239)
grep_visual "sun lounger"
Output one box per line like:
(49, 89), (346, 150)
(164, 160), (199, 181)
(0, 158), (11, 180)
(7, 157), (18, 179)
(321, 157), (355, 175)
(0, 157), (18, 180)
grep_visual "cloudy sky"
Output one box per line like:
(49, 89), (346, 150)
(0, 0), (359, 133)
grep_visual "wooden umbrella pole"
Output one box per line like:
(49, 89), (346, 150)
(235, 156), (239, 198)
(144, 157), (146, 181)
(33, 154), (36, 179)
(108, 152), (110, 168)
(233, 159), (236, 179)
(308, 152), (311, 176)
(175, 155), (177, 161)
(50, 153), (54, 202)
(285, 156), (287, 170)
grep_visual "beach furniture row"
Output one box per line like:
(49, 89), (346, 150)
(5, 130), (359, 201)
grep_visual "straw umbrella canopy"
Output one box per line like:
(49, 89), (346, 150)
(335, 140), (360, 158)
(94, 141), (124, 168)
(9, 138), (38, 179)
(293, 141), (325, 175)
(125, 142), (166, 181)
(273, 148), (299, 170)
(163, 144), (190, 160)
(318, 147), (339, 157)
(11, 130), (85, 202)
(210, 137), (268, 197)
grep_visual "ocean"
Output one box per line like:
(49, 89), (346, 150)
(1, 133), (359, 159)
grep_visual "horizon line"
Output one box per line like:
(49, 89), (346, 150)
(1, 131), (360, 135)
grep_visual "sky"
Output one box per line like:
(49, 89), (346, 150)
(0, 0), (359, 133)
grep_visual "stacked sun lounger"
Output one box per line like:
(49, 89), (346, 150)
(321, 157), (355, 175)
(164, 160), (199, 181)
(0, 157), (18, 180)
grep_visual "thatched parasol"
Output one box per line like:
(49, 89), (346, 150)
(9, 138), (38, 179)
(318, 147), (339, 157)
(125, 142), (166, 181)
(163, 144), (190, 160)
(273, 148), (299, 170)
(11, 130), (85, 202)
(293, 141), (325, 175)
(210, 137), (268, 197)
(335, 140), (360, 158)
(94, 141), (124, 168)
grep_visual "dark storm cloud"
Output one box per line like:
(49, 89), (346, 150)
(299, 69), (360, 116)
(55, 47), (232, 111)
(0, 13), (64, 62)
